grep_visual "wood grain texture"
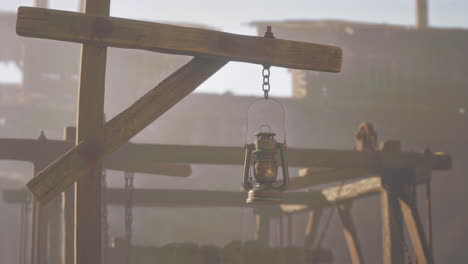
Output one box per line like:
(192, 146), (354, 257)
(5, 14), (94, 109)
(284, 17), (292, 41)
(290, 167), (375, 190)
(280, 177), (382, 214)
(74, 0), (110, 263)
(16, 6), (342, 72)
(0, 138), (192, 176)
(27, 57), (226, 204)
(26, 142), (450, 204)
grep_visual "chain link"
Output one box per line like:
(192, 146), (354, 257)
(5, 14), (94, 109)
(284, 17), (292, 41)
(124, 171), (134, 245)
(262, 67), (271, 99)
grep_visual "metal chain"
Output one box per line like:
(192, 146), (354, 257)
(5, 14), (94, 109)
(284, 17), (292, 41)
(124, 171), (134, 245)
(261, 26), (274, 100)
(101, 170), (109, 248)
(262, 67), (271, 99)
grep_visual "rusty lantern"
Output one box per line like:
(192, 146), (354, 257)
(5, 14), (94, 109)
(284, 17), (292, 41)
(242, 130), (289, 204)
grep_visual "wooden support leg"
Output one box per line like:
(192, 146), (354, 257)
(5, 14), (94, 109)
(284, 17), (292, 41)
(304, 208), (322, 249)
(62, 127), (75, 264)
(48, 197), (62, 264)
(75, 1), (110, 264)
(399, 173), (434, 264)
(31, 161), (49, 264)
(380, 170), (406, 264)
(287, 215), (293, 246)
(337, 202), (365, 264)
(254, 209), (270, 246)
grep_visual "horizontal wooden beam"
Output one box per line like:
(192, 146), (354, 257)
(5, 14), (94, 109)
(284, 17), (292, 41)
(7, 178), (381, 209)
(27, 139), (451, 205)
(16, 6), (342, 72)
(5, 188), (325, 208)
(289, 168), (375, 190)
(27, 57), (227, 204)
(289, 165), (433, 190)
(280, 177), (383, 214)
(0, 138), (191, 176)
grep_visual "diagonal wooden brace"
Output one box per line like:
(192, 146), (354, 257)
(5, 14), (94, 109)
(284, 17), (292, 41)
(27, 57), (227, 204)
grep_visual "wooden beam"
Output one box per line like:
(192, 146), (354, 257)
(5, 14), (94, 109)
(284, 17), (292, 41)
(380, 170), (406, 264)
(289, 168), (374, 190)
(337, 202), (365, 264)
(0, 138), (192, 177)
(16, 6), (342, 72)
(398, 174), (434, 264)
(304, 208), (322, 249)
(27, 57), (226, 204)
(74, 1), (110, 264)
(254, 209), (270, 246)
(62, 127), (75, 264)
(27, 140), (451, 204)
(278, 177), (383, 215)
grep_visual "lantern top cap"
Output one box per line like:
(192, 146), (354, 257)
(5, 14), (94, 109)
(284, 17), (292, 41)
(255, 132), (276, 138)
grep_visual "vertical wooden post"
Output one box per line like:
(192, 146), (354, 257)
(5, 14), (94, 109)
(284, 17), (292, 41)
(304, 208), (322, 249)
(75, 1), (110, 264)
(279, 216), (284, 247)
(62, 127), (76, 264)
(31, 132), (50, 264)
(381, 171), (406, 264)
(287, 215), (293, 246)
(254, 209), (270, 246)
(380, 141), (406, 264)
(48, 197), (62, 264)
(399, 172), (434, 264)
(337, 202), (365, 264)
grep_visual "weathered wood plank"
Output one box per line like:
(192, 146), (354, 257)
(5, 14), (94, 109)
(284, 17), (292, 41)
(398, 174), (434, 264)
(74, 0), (110, 263)
(304, 208), (322, 249)
(0, 138), (192, 176)
(27, 57), (226, 204)
(16, 6), (342, 72)
(281, 177), (382, 214)
(289, 168), (374, 190)
(337, 202), (365, 264)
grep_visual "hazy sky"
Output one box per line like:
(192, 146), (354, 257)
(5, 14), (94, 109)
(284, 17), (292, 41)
(1, 0), (467, 96)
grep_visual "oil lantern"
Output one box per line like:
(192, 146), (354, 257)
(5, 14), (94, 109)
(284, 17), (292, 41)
(241, 25), (289, 203)
(242, 130), (289, 204)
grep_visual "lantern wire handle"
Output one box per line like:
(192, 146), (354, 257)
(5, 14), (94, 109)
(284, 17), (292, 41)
(244, 97), (287, 145)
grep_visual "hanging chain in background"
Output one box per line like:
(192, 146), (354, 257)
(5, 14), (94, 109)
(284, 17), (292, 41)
(101, 170), (109, 248)
(124, 171), (134, 245)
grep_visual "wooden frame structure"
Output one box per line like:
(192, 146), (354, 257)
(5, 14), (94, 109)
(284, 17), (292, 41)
(0, 128), (191, 264)
(13, 2), (451, 264)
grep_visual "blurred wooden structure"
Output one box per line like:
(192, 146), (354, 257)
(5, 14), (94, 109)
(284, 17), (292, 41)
(0, 0), (458, 262)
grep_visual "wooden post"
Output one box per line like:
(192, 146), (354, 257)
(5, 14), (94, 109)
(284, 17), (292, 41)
(75, 1), (110, 264)
(380, 139), (406, 264)
(399, 172), (434, 264)
(49, 197), (62, 264)
(304, 208), (322, 249)
(62, 127), (75, 264)
(337, 202), (365, 264)
(381, 170), (406, 264)
(287, 215), (293, 246)
(254, 209), (270, 246)
(31, 132), (50, 264)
